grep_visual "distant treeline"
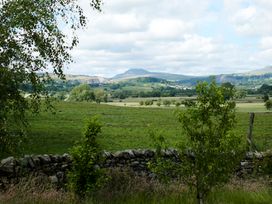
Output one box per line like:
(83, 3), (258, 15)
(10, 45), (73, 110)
(21, 78), (272, 100)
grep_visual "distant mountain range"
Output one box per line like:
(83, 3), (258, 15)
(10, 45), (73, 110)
(62, 66), (272, 88)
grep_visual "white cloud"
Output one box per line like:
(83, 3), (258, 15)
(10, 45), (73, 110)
(64, 0), (272, 77)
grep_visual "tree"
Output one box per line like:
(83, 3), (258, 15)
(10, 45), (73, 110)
(0, 0), (102, 157)
(94, 89), (107, 103)
(177, 81), (244, 204)
(69, 84), (95, 102)
(68, 116), (106, 197)
(265, 100), (272, 110)
(263, 93), (269, 102)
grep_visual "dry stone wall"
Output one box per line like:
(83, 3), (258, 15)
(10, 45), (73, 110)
(0, 149), (271, 189)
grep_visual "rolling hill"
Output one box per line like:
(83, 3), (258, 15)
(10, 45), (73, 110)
(111, 68), (195, 81)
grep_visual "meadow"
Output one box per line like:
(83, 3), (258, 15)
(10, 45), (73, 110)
(24, 100), (272, 155)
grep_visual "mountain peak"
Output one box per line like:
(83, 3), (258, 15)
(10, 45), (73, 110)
(124, 68), (150, 75)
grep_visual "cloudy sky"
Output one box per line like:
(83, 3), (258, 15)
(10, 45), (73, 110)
(66, 0), (272, 77)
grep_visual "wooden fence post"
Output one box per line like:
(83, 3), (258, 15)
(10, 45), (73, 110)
(247, 112), (255, 152)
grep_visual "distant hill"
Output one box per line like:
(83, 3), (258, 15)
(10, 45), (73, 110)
(242, 66), (272, 76)
(50, 74), (109, 84)
(111, 67), (272, 88)
(52, 67), (272, 89)
(111, 68), (194, 81)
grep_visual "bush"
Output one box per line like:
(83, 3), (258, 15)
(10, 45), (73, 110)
(265, 100), (272, 110)
(163, 100), (171, 106)
(68, 116), (106, 198)
(144, 100), (153, 106)
(175, 102), (181, 107)
(181, 99), (195, 107)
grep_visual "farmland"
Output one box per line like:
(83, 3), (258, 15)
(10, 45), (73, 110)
(24, 100), (272, 155)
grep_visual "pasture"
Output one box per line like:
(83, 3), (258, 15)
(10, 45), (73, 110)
(24, 101), (272, 155)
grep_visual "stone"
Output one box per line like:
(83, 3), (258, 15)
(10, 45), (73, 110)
(113, 151), (130, 159)
(63, 153), (72, 162)
(240, 161), (249, 167)
(32, 156), (41, 166)
(246, 152), (254, 160)
(102, 151), (113, 158)
(125, 150), (135, 158)
(254, 152), (263, 159)
(27, 156), (35, 169)
(56, 171), (64, 182)
(144, 149), (155, 157)
(0, 157), (15, 173)
(39, 154), (51, 164)
(49, 175), (58, 184)
(132, 149), (145, 157)
(61, 164), (69, 171)
(130, 161), (140, 167)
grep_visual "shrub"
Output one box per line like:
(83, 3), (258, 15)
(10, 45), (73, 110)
(144, 100), (153, 106)
(139, 101), (144, 106)
(68, 116), (106, 198)
(263, 93), (269, 102)
(151, 81), (245, 204)
(163, 100), (171, 106)
(265, 100), (272, 110)
(175, 102), (181, 107)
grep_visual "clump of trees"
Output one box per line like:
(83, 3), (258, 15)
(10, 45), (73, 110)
(69, 84), (96, 102)
(68, 84), (108, 103)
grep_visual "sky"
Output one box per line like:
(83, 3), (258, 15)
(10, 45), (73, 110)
(65, 0), (272, 77)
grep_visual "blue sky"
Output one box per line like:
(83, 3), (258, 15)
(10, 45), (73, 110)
(66, 0), (272, 77)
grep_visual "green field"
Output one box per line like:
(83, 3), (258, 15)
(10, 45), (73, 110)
(24, 101), (272, 155)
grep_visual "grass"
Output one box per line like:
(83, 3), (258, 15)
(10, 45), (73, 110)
(1, 170), (272, 204)
(23, 101), (272, 155)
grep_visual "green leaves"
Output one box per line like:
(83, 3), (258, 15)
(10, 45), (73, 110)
(177, 81), (245, 203)
(68, 116), (106, 197)
(0, 0), (102, 157)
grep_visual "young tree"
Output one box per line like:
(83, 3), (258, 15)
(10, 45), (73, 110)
(0, 0), (102, 156)
(68, 116), (106, 198)
(177, 81), (244, 204)
(265, 99), (272, 110)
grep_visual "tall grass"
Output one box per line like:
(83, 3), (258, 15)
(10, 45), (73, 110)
(1, 170), (271, 204)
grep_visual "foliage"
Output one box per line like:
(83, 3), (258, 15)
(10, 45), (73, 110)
(176, 81), (245, 203)
(68, 116), (106, 198)
(264, 100), (272, 110)
(181, 99), (196, 107)
(144, 100), (153, 106)
(0, 0), (102, 156)
(263, 93), (269, 102)
(94, 89), (108, 103)
(258, 84), (272, 94)
(163, 100), (171, 107)
(69, 84), (95, 102)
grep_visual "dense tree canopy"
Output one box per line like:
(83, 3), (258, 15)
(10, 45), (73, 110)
(0, 0), (102, 156)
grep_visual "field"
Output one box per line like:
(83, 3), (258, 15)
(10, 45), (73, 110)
(24, 100), (272, 155)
